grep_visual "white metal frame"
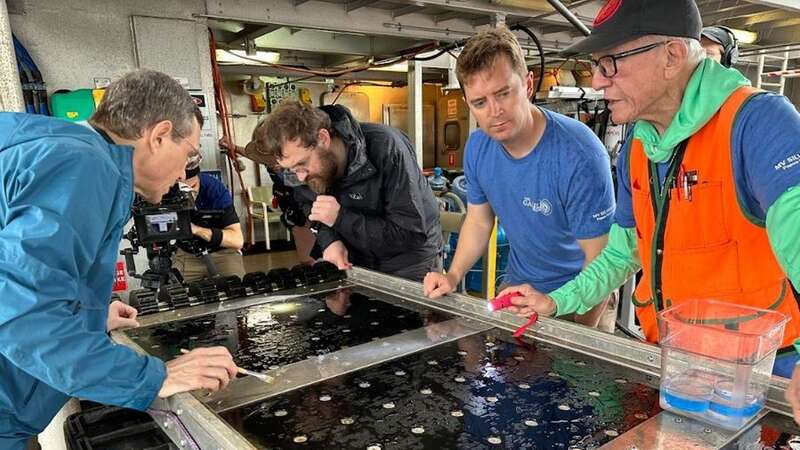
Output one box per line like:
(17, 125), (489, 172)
(755, 47), (791, 95)
(246, 185), (290, 250)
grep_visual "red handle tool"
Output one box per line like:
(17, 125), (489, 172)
(487, 291), (539, 338)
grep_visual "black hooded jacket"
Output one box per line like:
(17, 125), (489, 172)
(293, 105), (442, 281)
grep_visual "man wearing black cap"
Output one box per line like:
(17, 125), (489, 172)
(500, 0), (800, 420)
(173, 153), (245, 281)
(701, 25), (739, 68)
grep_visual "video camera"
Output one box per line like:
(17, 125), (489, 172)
(131, 183), (195, 245)
(175, 209), (226, 256)
(121, 182), (196, 299)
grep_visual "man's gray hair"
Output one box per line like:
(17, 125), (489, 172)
(649, 35), (706, 66)
(683, 38), (707, 65)
(89, 69), (197, 140)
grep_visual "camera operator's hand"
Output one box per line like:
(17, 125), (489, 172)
(218, 137), (242, 157)
(309, 195), (341, 227)
(176, 236), (208, 256)
(107, 300), (139, 332)
(323, 241), (352, 270)
(158, 347), (237, 398)
(186, 222), (243, 252)
(191, 224), (208, 239)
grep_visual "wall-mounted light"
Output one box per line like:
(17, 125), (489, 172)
(729, 28), (758, 44)
(216, 49), (281, 64)
(371, 62), (409, 72)
(492, 0), (552, 11)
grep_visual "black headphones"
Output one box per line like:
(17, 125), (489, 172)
(715, 25), (739, 68)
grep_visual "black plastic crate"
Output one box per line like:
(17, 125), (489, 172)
(64, 405), (177, 450)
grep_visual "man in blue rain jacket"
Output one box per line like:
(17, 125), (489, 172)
(0, 70), (237, 449)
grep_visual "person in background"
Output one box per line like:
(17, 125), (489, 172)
(174, 152), (245, 281)
(422, 26), (617, 331)
(701, 25), (739, 68)
(0, 70), (237, 450)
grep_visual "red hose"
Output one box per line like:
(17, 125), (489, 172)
(209, 30), (255, 250)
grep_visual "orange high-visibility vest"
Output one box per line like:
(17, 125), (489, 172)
(629, 86), (800, 348)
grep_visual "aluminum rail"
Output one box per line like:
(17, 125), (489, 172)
(112, 331), (257, 450)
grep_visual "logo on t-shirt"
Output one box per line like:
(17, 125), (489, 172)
(348, 192), (364, 200)
(774, 153), (800, 171)
(523, 197), (552, 216)
(592, 205), (614, 222)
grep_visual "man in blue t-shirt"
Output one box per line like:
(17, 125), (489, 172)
(173, 155), (245, 281)
(423, 26), (616, 330)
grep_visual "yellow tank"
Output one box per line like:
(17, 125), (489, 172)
(533, 68), (576, 92)
(574, 69), (594, 87)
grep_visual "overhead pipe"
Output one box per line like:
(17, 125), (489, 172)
(544, 0), (591, 36)
(763, 68), (800, 78)
(740, 43), (800, 57)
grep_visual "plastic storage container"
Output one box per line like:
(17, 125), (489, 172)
(451, 175), (468, 206)
(64, 405), (176, 450)
(658, 299), (788, 430)
(50, 89), (97, 121)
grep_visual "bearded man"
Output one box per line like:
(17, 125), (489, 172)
(251, 102), (442, 281)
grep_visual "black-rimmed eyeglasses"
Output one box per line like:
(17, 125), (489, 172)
(591, 41), (668, 78)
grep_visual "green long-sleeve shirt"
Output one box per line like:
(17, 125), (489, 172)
(550, 186), (800, 317)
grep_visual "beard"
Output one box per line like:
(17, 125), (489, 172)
(307, 149), (339, 194)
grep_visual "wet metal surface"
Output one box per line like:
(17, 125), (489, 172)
(112, 331), (257, 450)
(602, 411), (748, 449)
(731, 412), (800, 450)
(206, 317), (491, 413)
(127, 287), (447, 372)
(350, 268), (665, 379)
(135, 280), (349, 328)
(116, 269), (800, 450)
(220, 330), (661, 449)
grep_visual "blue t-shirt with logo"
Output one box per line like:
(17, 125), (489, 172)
(464, 107), (616, 294)
(196, 172), (233, 210)
(193, 173), (239, 230)
(615, 92), (800, 228)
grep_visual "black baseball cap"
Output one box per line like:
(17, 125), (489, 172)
(561, 0), (703, 57)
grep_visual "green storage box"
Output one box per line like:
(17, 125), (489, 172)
(50, 89), (96, 121)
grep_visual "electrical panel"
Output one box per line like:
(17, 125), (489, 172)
(266, 83), (299, 111)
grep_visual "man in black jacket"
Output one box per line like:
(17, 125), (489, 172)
(252, 101), (442, 281)
(222, 139), (317, 265)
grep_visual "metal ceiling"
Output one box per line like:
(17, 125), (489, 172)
(205, 0), (800, 77)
